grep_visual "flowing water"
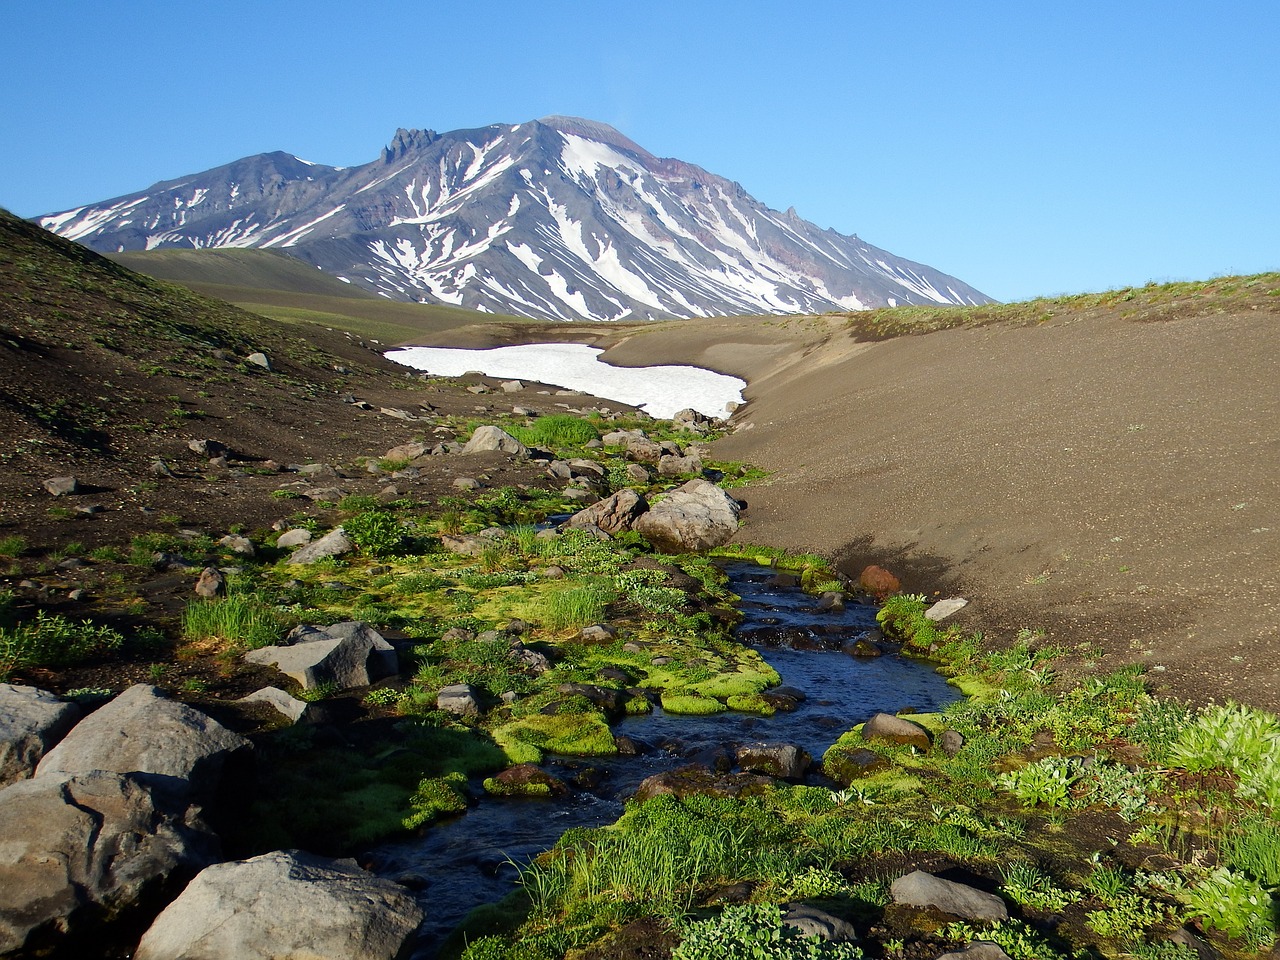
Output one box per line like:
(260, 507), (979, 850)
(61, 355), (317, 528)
(371, 561), (960, 957)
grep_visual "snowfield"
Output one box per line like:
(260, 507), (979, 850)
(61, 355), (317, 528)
(386, 343), (745, 419)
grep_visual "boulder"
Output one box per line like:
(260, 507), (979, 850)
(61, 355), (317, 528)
(244, 622), (398, 691)
(289, 527), (354, 564)
(735, 742), (811, 780)
(461, 425), (529, 456)
(634, 765), (774, 803)
(863, 713), (932, 753)
(193, 566), (224, 599)
(858, 565), (900, 597)
(925, 597), (969, 621)
(0, 684), (81, 786)
(132, 849), (423, 960)
(564, 489), (649, 534)
(658, 454), (703, 477)
(782, 904), (859, 942)
(442, 528), (506, 557)
(673, 408), (712, 432)
(43, 476), (77, 497)
(625, 463), (651, 483)
(889, 870), (1008, 921)
(437, 684), (482, 718)
(485, 763), (567, 797)
(384, 440), (428, 462)
(236, 686), (313, 724)
(218, 535), (255, 557)
(0, 771), (218, 954)
(275, 528), (313, 549)
(245, 351), (271, 370)
(624, 436), (664, 463)
(633, 479), (741, 552)
(936, 943), (1012, 960)
(939, 730), (966, 757)
(34, 685), (247, 799)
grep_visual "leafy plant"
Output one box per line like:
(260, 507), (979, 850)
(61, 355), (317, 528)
(342, 510), (407, 557)
(672, 903), (862, 960)
(996, 756), (1081, 807)
(0, 611), (126, 678)
(1181, 866), (1275, 946)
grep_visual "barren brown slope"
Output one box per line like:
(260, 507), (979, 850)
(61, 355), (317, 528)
(599, 288), (1280, 710)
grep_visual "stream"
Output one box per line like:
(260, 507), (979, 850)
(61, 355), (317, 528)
(370, 561), (960, 957)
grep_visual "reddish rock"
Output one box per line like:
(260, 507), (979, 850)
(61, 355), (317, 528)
(858, 565), (901, 597)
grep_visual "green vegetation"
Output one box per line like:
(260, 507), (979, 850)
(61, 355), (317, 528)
(181, 593), (284, 651)
(509, 414), (600, 449)
(0, 611), (126, 679)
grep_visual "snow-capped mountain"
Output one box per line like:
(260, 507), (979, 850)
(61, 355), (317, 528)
(40, 116), (992, 321)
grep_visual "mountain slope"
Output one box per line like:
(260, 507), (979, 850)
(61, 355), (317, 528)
(40, 117), (992, 322)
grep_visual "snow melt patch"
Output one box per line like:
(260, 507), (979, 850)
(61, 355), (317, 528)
(386, 343), (744, 419)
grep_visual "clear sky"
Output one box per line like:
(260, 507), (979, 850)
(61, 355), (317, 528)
(2, 1), (1276, 303)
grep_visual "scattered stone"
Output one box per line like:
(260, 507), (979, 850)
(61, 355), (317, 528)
(132, 850), (423, 960)
(939, 730), (965, 757)
(565, 489), (649, 535)
(43, 476), (78, 496)
(218, 534), (255, 556)
(0, 685), (82, 786)
(74, 503), (104, 515)
(485, 763), (567, 797)
(289, 527), (354, 564)
(500, 379), (524, 392)
(823, 746), (891, 783)
(926, 597), (970, 621)
(845, 638), (882, 658)
(673, 408), (712, 432)
(67, 588), (86, 601)
(466, 384), (489, 395)
(735, 742), (811, 779)
(384, 440), (427, 462)
(935, 943), (1012, 960)
(890, 870), (1008, 921)
(244, 622), (398, 691)
(453, 477), (481, 490)
(863, 713), (932, 752)
(193, 567), (225, 599)
(633, 479), (742, 552)
(578, 624), (617, 644)
(563, 488), (599, 503)
(658, 454), (702, 477)
(782, 903), (859, 943)
(634, 765), (774, 802)
(0, 771), (219, 956)
(275, 528), (313, 549)
(298, 462), (340, 479)
(442, 528), (505, 557)
(509, 643), (552, 674)
(817, 591), (846, 612)
(245, 351), (271, 370)
(437, 683), (482, 718)
(461, 425), (530, 456)
(625, 463), (651, 483)
(236, 686), (312, 724)
(858, 565), (901, 598)
(34, 685), (248, 800)
(187, 439), (228, 458)
(380, 406), (419, 421)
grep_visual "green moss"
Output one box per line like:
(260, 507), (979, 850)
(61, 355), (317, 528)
(483, 777), (552, 798)
(403, 772), (469, 829)
(726, 693), (775, 715)
(660, 691), (726, 715)
(492, 713), (617, 760)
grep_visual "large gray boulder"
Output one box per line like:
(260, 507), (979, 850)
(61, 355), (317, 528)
(0, 770), (218, 954)
(632, 479), (741, 552)
(461, 425), (529, 456)
(133, 849), (424, 960)
(735, 742), (811, 780)
(863, 713), (932, 753)
(289, 527), (354, 564)
(0, 684), (81, 786)
(782, 903), (859, 942)
(244, 622), (397, 691)
(890, 870), (1008, 921)
(564, 489), (649, 534)
(34, 685), (248, 799)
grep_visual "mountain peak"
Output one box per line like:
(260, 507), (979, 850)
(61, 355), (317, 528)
(382, 127), (439, 164)
(536, 115), (655, 160)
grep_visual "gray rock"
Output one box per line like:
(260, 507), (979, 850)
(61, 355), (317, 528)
(889, 870), (1008, 921)
(438, 683), (482, 717)
(736, 742), (811, 779)
(34, 685), (248, 799)
(236, 686), (312, 724)
(500, 379), (524, 392)
(289, 527), (354, 564)
(275, 528), (313, 548)
(925, 597), (969, 621)
(935, 943), (1012, 960)
(579, 624), (617, 643)
(625, 463), (651, 483)
(244, 622), (397, 691)
(380, 406), (419, 421)
(384, 440), (427, 462)
(218, 535), (255, 556)
(187, 439), (228, 458)
(939, 730), (965, 757)
(245, 351), (271, 370)
(658, 454), (703, 477)
(782, 903), (859, 942)
(863, 712), (932, 752)
(298, 462), (340, 479)
(0, 684), (81, 786)
(150, 459), (176, 477)
(133, 849), (423, 960)
(193, 566), (224, 599)
(565, 489), (649, 534)
(0, 771), (218, 955)
(43, 476), (77, 496)
(442, 527), (506, 557)
(632, 479), (741, 552)
(453, 477), (481, 490)
(462, 425), (529, 456)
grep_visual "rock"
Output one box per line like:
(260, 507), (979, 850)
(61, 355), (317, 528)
(858, 565), (900, 597)
(735, 742), (811, 779)
(633, 479), (741, 552)
(133, 849), (423, 960)
(939, 730), (965, 757)
(193, 566), (224, 598)
(863, 713), (932, 752)
(245, 351), (271, 370)
(298, 462), (340, 479)
(658, 454), (703, 477)
(187, 439), (228, 458)
(624, 436), (665, 463)
(462, 425), (530, 456)
(509, 644), (552, 674)
(236, 687), (312, 724)
(218, 535), (255, 556)
(485, 763), (567, 797)
(673, 408), (712, 431)
(817, 591), (845, 612)
(0, 685), (81, 786)
(43, 476), (77, 497)
(384, 440), (427, 462)
(625, 463), (651, 483)
(565, 489), (649, 535)
(302, 485), (347, 501)
(244, 622), (398, 691)
(845, 638), (882, 657)
(926, 597), (969, 621)
(500, 379), (524, 392)
(453, 476), (481, 491)
(822, 746), (891, 783)
(442, 528), (506, 557)
(578, 624), (617, 644)
(782, 903), (859, 942)
(633, 765), (774, 803)
(275, 528), (313, 548)
(0, 771), (218, 955)
(34, 685), (248, 800)
(437, 683), (482, 718)
(379, 406), (419, 421)
(935, 943), (1012, 960)
(889, 870), (1008, 921)
(152, 459), (176, 477)
(289, 527), (354, 564)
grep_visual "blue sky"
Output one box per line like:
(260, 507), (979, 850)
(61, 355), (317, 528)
(2, 1), (1276, 303)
